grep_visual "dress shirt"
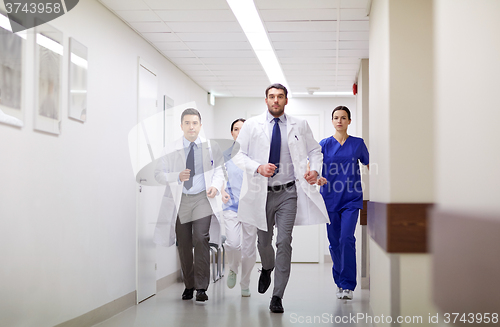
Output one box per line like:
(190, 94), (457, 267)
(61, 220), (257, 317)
(266, 111), (295, 186)
(182, 136), (206, 194)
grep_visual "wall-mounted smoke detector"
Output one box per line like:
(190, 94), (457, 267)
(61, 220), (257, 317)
(307, 87), (320, 95)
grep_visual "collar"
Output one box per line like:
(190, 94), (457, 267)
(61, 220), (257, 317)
(183, 136), (201, 148)
(266, 110), (287, 124)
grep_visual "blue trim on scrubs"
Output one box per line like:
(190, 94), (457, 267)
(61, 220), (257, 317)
(319, 135), (369, 291)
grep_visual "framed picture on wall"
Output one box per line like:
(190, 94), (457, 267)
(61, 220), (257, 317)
(34, 22), (63, 134)
(0, 11), (26, 128)
(68, 37), (87, 122)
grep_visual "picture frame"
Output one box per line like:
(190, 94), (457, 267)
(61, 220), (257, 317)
(0, 10), (26, 127)
(68, 37), (87, 122)
(34, 22), (63, 134)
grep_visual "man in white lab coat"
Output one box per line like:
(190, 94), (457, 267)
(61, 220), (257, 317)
(154, 108), (224, 303)
(236, 84), (329, 313)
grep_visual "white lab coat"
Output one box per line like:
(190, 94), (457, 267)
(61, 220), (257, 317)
(153, 136), (225, 246)
(236, 112), (329, 231)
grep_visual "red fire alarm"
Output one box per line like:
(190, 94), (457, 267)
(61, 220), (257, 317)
(353, 83), (358, 95)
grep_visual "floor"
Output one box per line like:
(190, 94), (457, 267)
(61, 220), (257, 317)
(94, 263), (374, 327)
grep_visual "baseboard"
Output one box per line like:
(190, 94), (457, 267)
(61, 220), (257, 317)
(56, 269), (182, 327)
(157, 269), (182, 292)
(54, 291), (136, 327)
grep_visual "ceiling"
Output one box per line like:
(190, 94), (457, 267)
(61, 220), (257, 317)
(98, 0), (370, 98)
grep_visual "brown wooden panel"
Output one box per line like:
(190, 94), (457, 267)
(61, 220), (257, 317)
(360, 200), (368, 225)
(368, 202), (432, 253)
(431, 209), (500, 319)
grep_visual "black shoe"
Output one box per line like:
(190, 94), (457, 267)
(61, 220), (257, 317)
(181, 288), (194, 300)
(196, 289), (208, 302)
(269, 296), (284, 313)
(258, 268), (273, 294)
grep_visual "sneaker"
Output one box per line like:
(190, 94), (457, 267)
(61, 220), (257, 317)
(336, 287), (343, 299)
(241, 288), (251, 297)
(258, 267), (273, 294)
(195, 289), (208, 302)
(181, 287), (194, 300)
(342, 289), (353, 300)
(227, 270), (237, 289)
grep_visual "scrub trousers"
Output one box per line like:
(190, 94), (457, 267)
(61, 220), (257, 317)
(223, 209), (258, 290)
(326, 208), (359, 291)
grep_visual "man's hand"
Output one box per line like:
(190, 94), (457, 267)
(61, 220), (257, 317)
(179, 169), (191, 182)
(221, 188), (230, 204)
(257, 163), (277, 178)
(207, 186), (218, 198)
(316, 177), (327, 186)
(304, 170), (319, 185)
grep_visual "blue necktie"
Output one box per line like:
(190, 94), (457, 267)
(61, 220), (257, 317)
(268, 118), (281, 176)
(185, 142), (195, 190)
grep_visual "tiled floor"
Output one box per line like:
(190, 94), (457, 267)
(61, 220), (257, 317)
(94, 263), (374, 327)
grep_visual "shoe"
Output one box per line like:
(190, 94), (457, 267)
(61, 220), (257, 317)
(342, 289), (353, 300)
(227, 270), (237, 289)
(258, 268), (273, 294)
(181, 288), (194, 300)
(336, 287), (343, 299)
(241, 288), (251, 297)
(195, 289), (208, 302)
(269, 296), (284, 313)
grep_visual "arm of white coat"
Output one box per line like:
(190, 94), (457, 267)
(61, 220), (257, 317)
(235, 122), (262, 175)
(154, 148), (184, 185)
(303, 121), (323, 175)
(209, 142), (225, 193)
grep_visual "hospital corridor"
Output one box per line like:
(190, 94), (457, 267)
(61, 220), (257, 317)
(1, 0), (499, 326)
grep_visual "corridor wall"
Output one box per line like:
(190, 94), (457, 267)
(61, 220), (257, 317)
(0, 0), (214, 326)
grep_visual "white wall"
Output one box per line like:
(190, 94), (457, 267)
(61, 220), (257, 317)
(0, 0), (214, 326)
(434, 0), (500, 217)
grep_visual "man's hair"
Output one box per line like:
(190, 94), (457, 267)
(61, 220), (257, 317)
(265, 83), (288, 98)
(332, 106), (351, 120)
(230, 118), (246, 132)
(181, 108), (202, 123)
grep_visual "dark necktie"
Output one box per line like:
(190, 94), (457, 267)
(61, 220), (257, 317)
(268, 118), (281, 176)
(185, 142), (195, 190)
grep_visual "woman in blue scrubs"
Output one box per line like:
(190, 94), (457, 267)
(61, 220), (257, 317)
(317, 106), (369, 300)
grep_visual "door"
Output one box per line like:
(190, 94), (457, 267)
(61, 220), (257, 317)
(136, 59), (160, 303)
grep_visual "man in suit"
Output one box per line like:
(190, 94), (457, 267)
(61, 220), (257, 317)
(236, 84), (329, 313)
(154, 108), (224, 303)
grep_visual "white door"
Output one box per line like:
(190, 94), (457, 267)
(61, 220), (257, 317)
(136, 59), (160, 303)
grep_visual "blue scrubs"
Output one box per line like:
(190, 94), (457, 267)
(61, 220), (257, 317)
(319, 136), (369, 291)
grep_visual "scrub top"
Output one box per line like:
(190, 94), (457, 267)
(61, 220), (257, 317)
(319, 136), (369, 212)
(222, 143), (243, 212)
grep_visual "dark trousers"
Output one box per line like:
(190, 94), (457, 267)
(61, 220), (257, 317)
(175, 192), (212, 290)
